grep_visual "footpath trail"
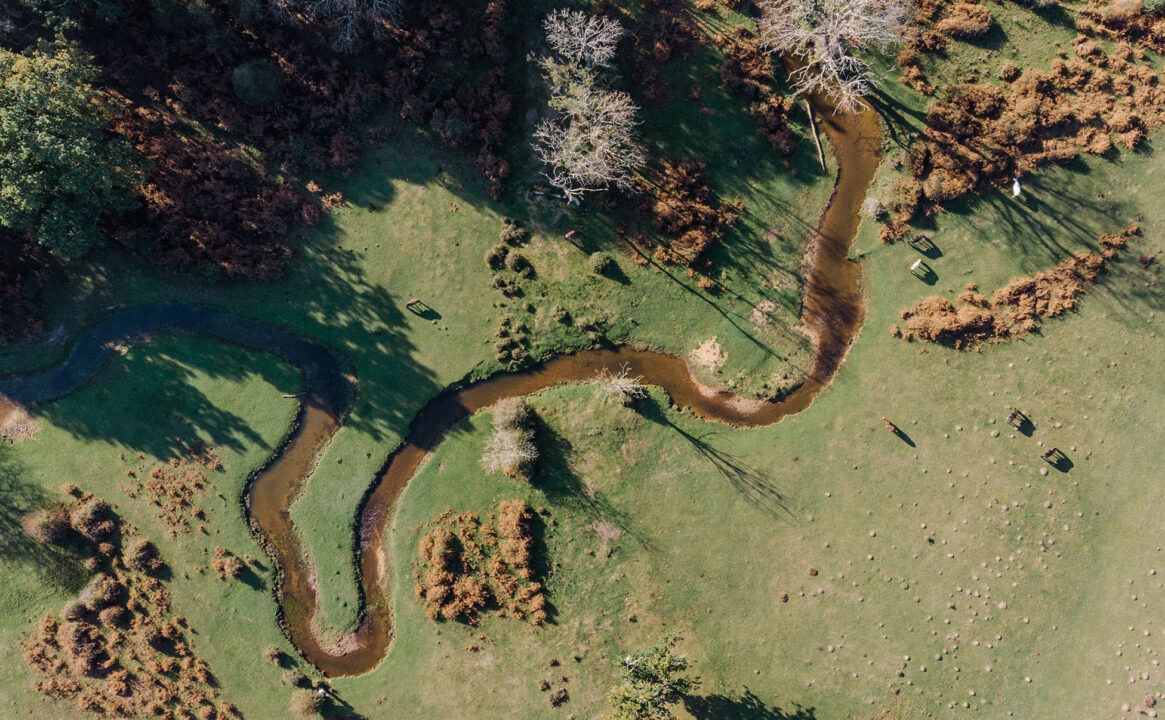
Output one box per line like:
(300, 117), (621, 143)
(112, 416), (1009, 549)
(0, 101), (882, 677)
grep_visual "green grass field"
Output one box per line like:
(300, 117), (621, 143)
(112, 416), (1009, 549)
(1, 0), (1163, 717)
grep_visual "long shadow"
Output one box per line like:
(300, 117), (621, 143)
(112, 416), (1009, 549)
(637, 397), (793, 521)
(0, 449), (90, 594)
(684, 689), (817, 719)
(892, 427), (916, 447)
(532, 415), (649, 550)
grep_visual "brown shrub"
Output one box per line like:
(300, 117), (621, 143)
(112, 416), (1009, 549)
(646, 161), (741, 266)
(58, 621), (106, 677)
(414, 500), (546, 625)
(290, 688), (326, 718)
(69, 499), (115, 543)
(97, 606), (129, 628)
(80, 573), (126, 611)
(212, 547), (245, 581)
(123, 538), (164, 575)
(899, 225), (1134, 347)
(937, 3), (994, 38)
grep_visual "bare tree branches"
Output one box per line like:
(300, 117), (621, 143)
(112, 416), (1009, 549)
(270, 0), (402, 52)
(533, 11), (645, 204)
(758, 0), (912, 113)
(543, 9), (624, 68)
(594, 363), (648, 405)
(533, 81), (645, 203)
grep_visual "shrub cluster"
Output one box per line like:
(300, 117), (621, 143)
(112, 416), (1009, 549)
(880, 53), (1165, 241)
(720, 27), (797, 155)
(413, 501), (547, 625)
(56, 0), (518, 283)
(897, 225), (1134, 346)
(22, 488), (234, 718)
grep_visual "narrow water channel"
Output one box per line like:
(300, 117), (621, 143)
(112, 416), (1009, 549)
(0, 96), (882, 679)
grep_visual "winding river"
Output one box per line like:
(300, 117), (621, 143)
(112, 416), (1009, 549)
(0, 100), (881, 678)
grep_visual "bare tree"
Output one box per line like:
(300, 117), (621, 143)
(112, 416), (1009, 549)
(594, 363), (648, 406)
(532, 10), (644, 204)
(482, 399), (538, 480)
(757, 0), (911, 113)
(533, 82), (645, 203)
(270, 0), (402, 51)
(543, 9), (624, 68)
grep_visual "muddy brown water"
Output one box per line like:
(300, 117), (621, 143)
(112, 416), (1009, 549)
(0, 99), (881, 678)
(268, 102), (884, 677)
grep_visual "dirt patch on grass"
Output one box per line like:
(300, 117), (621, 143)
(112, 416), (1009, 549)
(0, 393), (39, 443)
(690, 337), (727, 373)
(896, 225), (1135, 347)
(750, 299), (780, 331)
(587, 521), (621, 558)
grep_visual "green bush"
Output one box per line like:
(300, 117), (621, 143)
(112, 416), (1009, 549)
(485, 244), (510, 270)
(589, 251), (616, 275)
(500, 217), (530, 245)
(232, 59), (282, 107)
(506, 251), (535, 278)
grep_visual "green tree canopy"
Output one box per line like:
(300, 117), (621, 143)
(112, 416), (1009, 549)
(606, 636), (699, 720)
(0, 43), (140, 259)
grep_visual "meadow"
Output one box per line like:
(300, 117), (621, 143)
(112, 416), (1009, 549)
(1, 0), (1163, 718)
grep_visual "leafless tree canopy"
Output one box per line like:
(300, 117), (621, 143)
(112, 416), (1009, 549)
(543, 9), (624, 67)
(533, 12), (645, 204)
(533, 82), (645, 203)
(758, 0), (911, 113)
(270, 0), (403, 51)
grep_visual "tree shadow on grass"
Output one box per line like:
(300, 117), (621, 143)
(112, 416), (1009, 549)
(0, 449), (89, 595)
(636, 397), (794, 521)
(531, 415), (651, 551)
(684, 689), (817, 719)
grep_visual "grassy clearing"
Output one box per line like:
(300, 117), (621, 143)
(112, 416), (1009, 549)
(327, 144), (1161, 718)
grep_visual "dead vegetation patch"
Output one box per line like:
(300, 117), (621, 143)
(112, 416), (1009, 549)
(896, 225), (1135, 347)
(413, 500), (547, 626)
(636, 160), (742, 268)
(119, 442), (222, 537)
(883, 0), (1165, 241)
(21, 489), (233, 719)
(0, 393), (40, 443)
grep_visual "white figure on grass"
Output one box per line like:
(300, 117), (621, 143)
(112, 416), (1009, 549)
(1012, 178), (1022, 197)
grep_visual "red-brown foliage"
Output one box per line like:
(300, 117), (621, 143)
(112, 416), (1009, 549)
(643, 161), (742, 266)
(75, 0), (517, 281)
(936, 3), (994, 39)
(898, 225), (1135, 346)
(413, 500), (546, 625)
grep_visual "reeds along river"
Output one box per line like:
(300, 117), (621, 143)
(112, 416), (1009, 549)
(0, 98), (882, 677)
